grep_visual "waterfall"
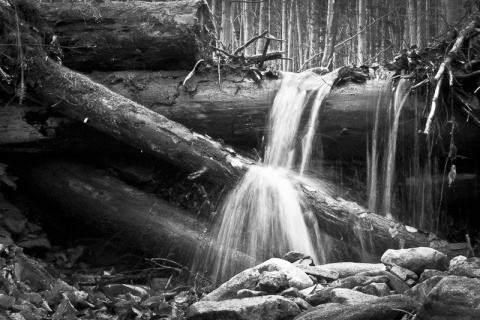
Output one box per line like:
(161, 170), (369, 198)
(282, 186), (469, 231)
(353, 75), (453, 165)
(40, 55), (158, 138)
(199, 70), (338, 284)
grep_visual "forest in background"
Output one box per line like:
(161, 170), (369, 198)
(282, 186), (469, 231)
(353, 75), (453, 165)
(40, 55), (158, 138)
(206, 0), (479, 71)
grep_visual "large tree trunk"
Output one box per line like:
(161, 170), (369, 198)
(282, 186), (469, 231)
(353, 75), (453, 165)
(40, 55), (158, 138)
(39, 0), (214, 72)
(20, 160), (254, 267)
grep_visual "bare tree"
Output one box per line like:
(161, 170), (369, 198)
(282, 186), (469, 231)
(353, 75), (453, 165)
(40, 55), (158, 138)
(321, 0), (340, 67)
(358, 0), (367, 64)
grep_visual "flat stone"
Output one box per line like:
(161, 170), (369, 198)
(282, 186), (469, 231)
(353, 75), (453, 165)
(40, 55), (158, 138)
(448, 257), (480, 278)
(315, 262), (385, 278)
(187, 295), (301, 320)
(389, 264), (418, 281)
(296, 265), (339, 281)
(330, 288), (379, 304)
(416, 276), (480, 320)
(381, 247), (447, 274)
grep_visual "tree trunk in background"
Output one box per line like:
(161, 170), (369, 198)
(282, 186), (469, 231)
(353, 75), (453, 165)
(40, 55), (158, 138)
(295, 0), (304, 69)
(221, 0), (232, 51)
(39, 1), (214, 72)
(287, 0), (294, 71)
(357, 0), (367, 64)
(211, 0), (218, 36)
(417, 0), (426, 48)
(408, 0), (417, 47)
(425, 0), (431, 44)
(256, 0), (267, 55)
(242, 1), (254, 56)
(282, 0), (288, 70)
(321, 0), (340, 67)
(442, 0), (464, 30)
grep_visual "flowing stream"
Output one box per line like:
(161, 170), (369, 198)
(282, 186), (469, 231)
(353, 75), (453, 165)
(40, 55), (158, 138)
(200, 70), (339, 284)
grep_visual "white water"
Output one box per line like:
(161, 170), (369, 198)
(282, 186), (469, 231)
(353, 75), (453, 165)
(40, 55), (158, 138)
(203, 70), (338, 283)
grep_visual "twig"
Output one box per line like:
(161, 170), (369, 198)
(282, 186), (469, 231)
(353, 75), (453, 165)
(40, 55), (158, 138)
(233, 30), (268, 56)
(411, 78), (429, 90)
(211, 46), (236, 59)
(423, 75), (444, 135)
(182, 59), (204, 86)
(453, 69), (480, 78)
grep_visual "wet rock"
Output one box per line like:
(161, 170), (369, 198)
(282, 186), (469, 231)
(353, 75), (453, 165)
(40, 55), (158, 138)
(354, 282), (390, 297)
(315, 262), (385, 278)
(344, 270), (409, 294)
(403, 275), (445, 303)
(332, 274), (390, 290)
(283, 251), (311, 264)
(405, 278), (417, 287)
(237, 289), (267, 298)
(330, 288), (379, 304)
(381, 247), (447, 274)
(256, 271), (289, 293)
(292, 258), (315, 266)
(389, 264), (418, 281)
(289, 297), (312, 311)
(449, 255), (467, 269)
(187, 295), (302, 320)
(419, 269), (447, 282)
(201, 268), (261, 301)
(296, 265), (339, 281)
(299, 284), (325, 297)
(256, 258), (314, 290)
(448, 257), (480, 278)
(416, 276), (480, 320)
(295, 295), (419, 320)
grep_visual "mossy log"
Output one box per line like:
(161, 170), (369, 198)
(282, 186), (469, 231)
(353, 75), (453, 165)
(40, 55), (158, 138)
(39, 0), (214, 72)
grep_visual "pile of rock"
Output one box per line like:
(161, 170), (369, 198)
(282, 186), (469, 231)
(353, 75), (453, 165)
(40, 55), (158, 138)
(187, 248), (480, 320)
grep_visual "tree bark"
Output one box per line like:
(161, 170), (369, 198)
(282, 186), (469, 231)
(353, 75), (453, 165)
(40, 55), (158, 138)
(357, 0), (367, 64)
(39, 0), (214, 72)
(321, 0), (340, 68)
(20, 160), (255, 267)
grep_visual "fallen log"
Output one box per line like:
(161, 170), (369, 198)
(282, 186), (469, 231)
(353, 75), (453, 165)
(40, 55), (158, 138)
(18, 160), (217, 266)
(39, 0), (214, 72)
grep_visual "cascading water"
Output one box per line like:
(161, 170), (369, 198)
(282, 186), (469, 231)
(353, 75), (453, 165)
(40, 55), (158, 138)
(199, 70), (339, 284)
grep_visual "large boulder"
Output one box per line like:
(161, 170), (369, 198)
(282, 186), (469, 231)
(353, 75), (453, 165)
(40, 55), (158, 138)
(403, 275), (445, 303)
(202, 258), (313, 302)
(294, 295), (419, 320)
(187, 295), (302, 320)
(448, 257), (480, 279)
(381, 247), (447, 274)
(416, 276), (480, 320)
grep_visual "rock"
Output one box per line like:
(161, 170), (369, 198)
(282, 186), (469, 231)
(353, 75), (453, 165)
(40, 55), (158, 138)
(296, 265), (339, 281)
(281, 288), (305, 299)
(201, 268), (261, 302)
(237, 289), (267, 298)
(416, 276), (480, 320)
(346, 270), (410, 294)
(419, 269), (447, 283)
(381, 247), (447, 274)
(403, 275), (445, 303)
(295, 295), (419, 320)
(315, 262), (385, 278)
(332, 275), (390, 290)
(283, 252), (311, 264)
(288, 297), (312, 311)
(292, 258), (315, 266)
(449, 255), (467, 269)
(256, 271), (288, 293)
(256, 258), (314, 290)
(448, 257), (480, 278)
(389, 264), (418, 281)
(405, 279), (417, 287)
(354, 283), (391, 297)
(0, 294), (16, 309)
(330, 288), (379, 304)
(3, 216), (27, 235)
(299, 284), (325, 297)
(202, 258), (312, 302)
(187, 296), (301, 320)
